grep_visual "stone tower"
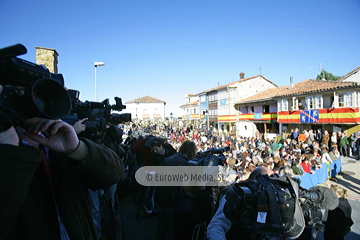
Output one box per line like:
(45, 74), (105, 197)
(35, 46), (59, 73)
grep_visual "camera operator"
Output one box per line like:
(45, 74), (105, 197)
(207, 167), (274, 240)
(0, 85), (124, 240)
(72, 120), (124, 240)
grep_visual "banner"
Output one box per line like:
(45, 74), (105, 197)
(254, 113), (262, 119)
(300, 110), (319, 123)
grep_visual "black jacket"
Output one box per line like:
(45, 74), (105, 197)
(173, 186), (213, 240)
(154, 153), (189, 207)
(324, 198), (354, 239)
(150, 143), (176, 166)
(0, 138), (124, 240)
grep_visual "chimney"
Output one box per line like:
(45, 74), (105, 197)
(35, 46), (59, 73)
(290, 76), (294, 88)
(239, 72), (245, 79)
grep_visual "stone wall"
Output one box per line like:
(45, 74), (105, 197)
(35, 47), (59, 73)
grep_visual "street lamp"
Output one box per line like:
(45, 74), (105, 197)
(94, 62), (105, 101)
(170, 112), (173, 122)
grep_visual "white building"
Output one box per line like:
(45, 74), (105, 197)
(209, 73), (277, 132)
(339, 66), (360, 83)
(180, 94), (199, 120)
(125, 96), (166, 120)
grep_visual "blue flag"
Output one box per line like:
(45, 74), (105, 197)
(300, 110), (319, 123)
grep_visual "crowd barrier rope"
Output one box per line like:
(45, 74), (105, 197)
(299, 157), (342, 190)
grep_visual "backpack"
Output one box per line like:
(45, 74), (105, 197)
(223, 175), (305, 240)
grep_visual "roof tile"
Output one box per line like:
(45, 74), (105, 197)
(125, 96), (165, 104)
(235, 79), (359, 104)
(180, 100), (199, 107)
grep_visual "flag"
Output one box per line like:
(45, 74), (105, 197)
(300, 110), (319, 123)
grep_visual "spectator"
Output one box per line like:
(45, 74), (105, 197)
(324, 185), (354, 240)
(155, 140), (197, 240)
(293, 128), (299, 142)
(355, 133), (360, 161)
(322, 130), (330, 148)
(306, 129), (315, 145)
(291, 158), (304, 177)
(338, 132), (349, 157)
(298, 130), (306, 143)
(331, 132), (338, 148)
(301, 157), (314, 174)
(321, 149), (334, 164)
(315, 128), (322, 142)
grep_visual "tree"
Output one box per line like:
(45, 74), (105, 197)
(316, 70), (341, 81)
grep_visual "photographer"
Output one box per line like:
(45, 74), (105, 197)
(0, 86), (124, 240)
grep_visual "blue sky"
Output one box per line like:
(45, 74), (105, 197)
(1, 0), (359, 117)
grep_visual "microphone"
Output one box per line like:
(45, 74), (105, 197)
(301, 186), (339, 210)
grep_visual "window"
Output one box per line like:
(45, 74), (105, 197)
(194, 108), (197, 114)
(291, 97), (298, 110)
(143, 109), (148, 114)
(277, 99), (288, 111)
(200, 95), (206, 102)
(314, 95), (322, 109)
(345, 92), (352, 107)
(306, 96), (314, 109)
(263, 105), (269, 113)
(338, 93), (345, 107)
(154, 108), (159, 114)
(336, 92), (353, 107)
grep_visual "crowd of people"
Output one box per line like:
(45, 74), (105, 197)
(119, 123), (355, 240)
(125, 125), (360, 183)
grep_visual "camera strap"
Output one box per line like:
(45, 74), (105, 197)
(257, 175), (283, 226)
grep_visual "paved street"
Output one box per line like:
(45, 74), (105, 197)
(118, 157), (360, 240)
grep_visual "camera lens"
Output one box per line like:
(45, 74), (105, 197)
(31, 79), (71, 119)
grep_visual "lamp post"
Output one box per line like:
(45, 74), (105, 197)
(94, 62), (105, 101)
(170, 112), (173, 122)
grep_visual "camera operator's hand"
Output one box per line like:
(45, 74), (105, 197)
(73, 118), (88, 134)
(23, 118), (79, 154)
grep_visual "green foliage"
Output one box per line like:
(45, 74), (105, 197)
(316, 70), (341, 81)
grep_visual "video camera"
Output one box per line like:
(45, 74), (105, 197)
(298, 186), (339, 229)
(63, 89), (131, 140)
(0, 44), (71, 127)
(188, 147), (229, 166)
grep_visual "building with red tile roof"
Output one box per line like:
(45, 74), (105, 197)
(125, 96), (166, 120)
(234, 75), (360, 138)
